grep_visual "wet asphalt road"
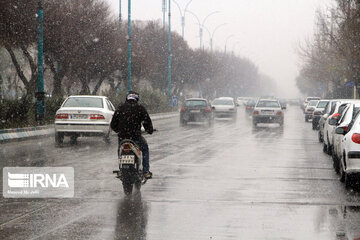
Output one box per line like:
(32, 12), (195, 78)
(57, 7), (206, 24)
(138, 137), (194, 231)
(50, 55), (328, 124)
(1, 106), (360, 239)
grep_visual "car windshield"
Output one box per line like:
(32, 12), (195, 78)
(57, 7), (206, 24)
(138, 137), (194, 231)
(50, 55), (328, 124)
(256, 101), (280, 108)
(308, 101), (318, 106)
(185, 100), (207, 107)
(212, 99), (233, 105)
(317, 101), (328, 108)
(63, 97), (103, 108)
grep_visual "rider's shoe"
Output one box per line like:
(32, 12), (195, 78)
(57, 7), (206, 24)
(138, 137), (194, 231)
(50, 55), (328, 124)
(143, 171), (152, 179)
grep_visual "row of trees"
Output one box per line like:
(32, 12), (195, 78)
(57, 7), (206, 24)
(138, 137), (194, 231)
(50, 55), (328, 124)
(297, 0), (360, 98)
(0, 0), (275, 101)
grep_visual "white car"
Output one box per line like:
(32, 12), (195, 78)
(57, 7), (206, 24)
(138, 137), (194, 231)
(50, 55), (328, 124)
(252, 99), (284, 127)
(304, 100), (319, 122)
(319, 100), (339, 142)
(302, 96), (320, 111)
(311, 100), (329, 130)
(54, 95), (115, 145)
(332, 101), (360, 173)
(335, 110), (360, 188)
(323, 101), (350, 154)
(323, 100), (358, 155)
(212, 97), (237, 120)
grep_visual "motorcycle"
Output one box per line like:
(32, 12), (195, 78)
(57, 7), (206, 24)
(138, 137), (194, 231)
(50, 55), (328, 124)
(113, 139), (147, 195)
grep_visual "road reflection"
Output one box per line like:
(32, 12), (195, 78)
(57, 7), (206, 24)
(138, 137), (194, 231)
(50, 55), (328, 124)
(114, 192), (149, 240)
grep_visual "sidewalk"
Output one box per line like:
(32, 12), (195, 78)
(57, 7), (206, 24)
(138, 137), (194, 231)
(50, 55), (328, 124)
(0, 112), (178, 143)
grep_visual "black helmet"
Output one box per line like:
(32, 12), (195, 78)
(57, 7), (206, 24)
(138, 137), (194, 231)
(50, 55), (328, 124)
(126, 91), (139, 102)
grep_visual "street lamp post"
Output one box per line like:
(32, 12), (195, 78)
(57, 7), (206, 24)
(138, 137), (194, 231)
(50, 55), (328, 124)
(172, 0), (193, 38)
(162, 0), (166, 29)
(168, 0), (172, 97)
(224, 34), (234, 53)
(127, 0), (132, 91)
(36, 0), (45, 122)
(186, 10), (219, 49)
(202, 23), (227, 52)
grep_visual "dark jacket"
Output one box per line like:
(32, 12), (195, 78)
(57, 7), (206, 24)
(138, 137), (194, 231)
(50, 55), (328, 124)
(110, 100), (153, 140)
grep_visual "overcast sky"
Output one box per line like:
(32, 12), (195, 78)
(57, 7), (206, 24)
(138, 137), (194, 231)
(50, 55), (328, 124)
(105, 0), (332, 97)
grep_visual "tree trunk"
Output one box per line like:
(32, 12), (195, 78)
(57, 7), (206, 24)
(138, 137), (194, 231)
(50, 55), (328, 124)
(92, 77), (105, 95)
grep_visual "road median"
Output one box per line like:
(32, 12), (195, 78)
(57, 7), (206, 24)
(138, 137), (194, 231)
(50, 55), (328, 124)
(0, 112), (178, 143)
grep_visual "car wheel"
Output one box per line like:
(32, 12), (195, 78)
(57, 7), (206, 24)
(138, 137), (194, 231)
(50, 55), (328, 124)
(312, 121), (316, 130)
(104, 131), (111, 145)
(332, 150), (340, 174)
(180, 119), (187, 126)
(318, 131), (323, 143)
(323, 143), (327, 153)
(340, 155), (345, 183)
(252, 121), (257, 127)
(55, 132), (64, 146)
(305, 116), (308, 122)
(345, 173), (353, 189)
(70, 135), (78, 145)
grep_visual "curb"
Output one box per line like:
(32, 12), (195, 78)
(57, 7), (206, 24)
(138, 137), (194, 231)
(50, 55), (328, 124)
(0, 112), (178, 143)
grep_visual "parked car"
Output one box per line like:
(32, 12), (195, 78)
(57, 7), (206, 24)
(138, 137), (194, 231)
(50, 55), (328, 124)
(212, 97), (237, 120)
(323, 100), (355, 155)
(335, 110), (360, 188)
(304, 100), (319, 122)
(319, 100), (339, 142)
(302, 96), (320, 111)
(54, 95), (115, 145)
(179, 98), (213, 125)
(245, 99), (256, 115)
(252, 99), (284, 127)
(312, 100), (329, 130)
(332, 101), (360, 173)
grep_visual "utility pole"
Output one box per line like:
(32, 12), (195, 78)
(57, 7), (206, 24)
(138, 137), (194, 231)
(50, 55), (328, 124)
(127, 0), (132, 91)
(168, 0), (172, 98)
(119, 0), (122, 31)
(36, 0), (45, 122)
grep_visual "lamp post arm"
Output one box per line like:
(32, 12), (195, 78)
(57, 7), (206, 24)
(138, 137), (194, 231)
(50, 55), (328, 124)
(186, 10), (201, 26)
(212, 23), (227, 39)
(202, 11), (219, 27)
(184, 0), (193, 16)
(172, 0), (183, 16)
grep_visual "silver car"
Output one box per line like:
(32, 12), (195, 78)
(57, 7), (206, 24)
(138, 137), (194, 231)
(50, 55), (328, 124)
(54, 95), (115, 145)
(252, 99), (284, 127)
(211, 97), (237, 120)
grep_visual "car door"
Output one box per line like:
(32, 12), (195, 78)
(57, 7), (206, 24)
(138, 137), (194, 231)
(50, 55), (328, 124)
(334, 104), (351, 158)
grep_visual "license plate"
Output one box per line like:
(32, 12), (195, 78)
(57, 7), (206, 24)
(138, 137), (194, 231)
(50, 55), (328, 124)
(190, 110), (200, 113)
(71, 114), (88, 119)
(262, 111), (274, 115)
(119, 155), (135, 164)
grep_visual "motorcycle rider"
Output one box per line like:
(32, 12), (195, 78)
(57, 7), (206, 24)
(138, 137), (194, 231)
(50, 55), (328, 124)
(110, 91), (153, 179)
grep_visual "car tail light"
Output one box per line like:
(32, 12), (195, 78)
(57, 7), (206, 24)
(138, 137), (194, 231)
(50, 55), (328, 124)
(276, 111), (282, 115)
(204, 107), (211, 112)
(180, 107), (186, 112)
(352, 133), (360, 144)
(55, 113), (68, 119)
(314, 111), (322, 115)
(332, 113), (340, 119)
(253, 110), (259, 115)
(90, 114), (105, 120)
(247, 106), (251, 109)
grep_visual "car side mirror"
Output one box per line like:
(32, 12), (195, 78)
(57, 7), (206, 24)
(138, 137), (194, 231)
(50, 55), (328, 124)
(335, 127), (346, 135)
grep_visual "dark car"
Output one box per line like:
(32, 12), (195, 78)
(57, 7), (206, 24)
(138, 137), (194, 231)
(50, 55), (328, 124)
(180, 98), (213, 125)
(245, 99), (256, 115)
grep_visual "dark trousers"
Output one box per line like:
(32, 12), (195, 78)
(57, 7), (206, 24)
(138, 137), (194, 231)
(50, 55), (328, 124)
(118, 136), (150, 172)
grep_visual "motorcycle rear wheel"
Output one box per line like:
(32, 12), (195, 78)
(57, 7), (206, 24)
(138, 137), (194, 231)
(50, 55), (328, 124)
(122, 179), (133, 195)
